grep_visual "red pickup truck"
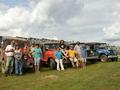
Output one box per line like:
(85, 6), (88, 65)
(40, 42), (72, 69)
(40, 43), (60, 69)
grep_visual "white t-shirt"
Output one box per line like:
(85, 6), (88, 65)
(74, 45), (82, 55)
(5, 45), (15, 56)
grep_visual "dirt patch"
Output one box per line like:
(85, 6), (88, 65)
(112, 72), (120, 77)
(44, 75), (58, 80)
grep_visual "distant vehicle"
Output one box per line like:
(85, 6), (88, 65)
(86, 43), (118, 62)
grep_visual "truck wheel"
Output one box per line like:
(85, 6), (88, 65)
(49, 59), (56, 69)
(100, 55), (108, 62)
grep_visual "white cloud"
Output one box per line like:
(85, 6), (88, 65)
(0, 0), (83, 39)
(103, 1), (120, 41)
(0, 0), (120, 44)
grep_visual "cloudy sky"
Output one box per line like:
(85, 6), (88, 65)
(0, 0), (120, 45)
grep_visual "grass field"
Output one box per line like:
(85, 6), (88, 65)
(0, 62), (120, 90)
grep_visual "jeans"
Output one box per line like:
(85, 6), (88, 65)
(5, 56), (14, 75)
(15, 59), (23, 75)
(55, 59), (64, 71)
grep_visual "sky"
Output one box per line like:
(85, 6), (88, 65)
(0, 0), (120, 45)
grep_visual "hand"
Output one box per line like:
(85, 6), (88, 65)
(6, 49), (14, 52)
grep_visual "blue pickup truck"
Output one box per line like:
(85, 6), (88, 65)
(86, 43), (118, 62)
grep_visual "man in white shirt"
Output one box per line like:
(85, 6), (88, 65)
(5, 41), (15, 76)
(74, 42), (82, 67)
(74, 42), (82, 56)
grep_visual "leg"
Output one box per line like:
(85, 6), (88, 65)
(69, 58), (75, 68)
(75, 60), (79, 68)
(74, 58), (78, 68)
(81, 58), (84, 68)
(36, 58), (40, 72)
(34, 58), (37, 72)
(9, 57), (14, 75)
(19, 60), (23, 75)
(55, 59), (60, 71)
(60, 59), (64, 70)
(83, 58), (86, 68)
(4, 57), (13, 76)
(79, 57), (83, 68)
(15, 60), (19, 75)
(5, 57), (11, 75)
(77, 58), (81, 67)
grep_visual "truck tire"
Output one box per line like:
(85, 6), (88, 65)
(100, 55), (108, 62)
(49, 58), (56, 69)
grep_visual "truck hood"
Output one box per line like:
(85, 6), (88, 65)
(96, 49), (116, 55)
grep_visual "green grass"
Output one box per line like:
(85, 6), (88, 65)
(0, 62), (120, 90)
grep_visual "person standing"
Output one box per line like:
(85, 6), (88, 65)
(54, 47), (64, 71)
(30, 43), (35, 57)
(74, 42), (82, 57)
(59, 40), (66, 60)
(14, 45), (23, 75)
(23, 43), (29, 55)
(81, 45), (87, 68)
(74, 42), (82, 67)
(33, 44), (42, 73)
(5, 41), (15, 76)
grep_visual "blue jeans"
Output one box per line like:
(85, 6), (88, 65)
(15, 59), (23, 75)
(5, 56), (14, 75)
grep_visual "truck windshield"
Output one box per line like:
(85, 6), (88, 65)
(95, 44), (107, 49)
(45, 44), (59, 49)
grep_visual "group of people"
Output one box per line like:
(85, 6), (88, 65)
(2, 40), (87, 76)
(54, 40), (87, 71)
(3, 41), (42, 76)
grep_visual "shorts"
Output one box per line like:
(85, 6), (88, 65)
(34, 58), (40, 65)
(69, 57), (78, 62)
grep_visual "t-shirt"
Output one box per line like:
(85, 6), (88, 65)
(68, 50), (77, 58)
(54, 51), (63, 59)
(33, 48), (42, 58)
(74, 45), (81, 55)
(81, 48), (87, 58)
(14, 50), (22, 60)
(5, 45), (15, 56)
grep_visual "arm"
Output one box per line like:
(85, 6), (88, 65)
(40, 48), (42, 54)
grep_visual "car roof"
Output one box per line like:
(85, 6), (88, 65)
(2, 36), (28, 41)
